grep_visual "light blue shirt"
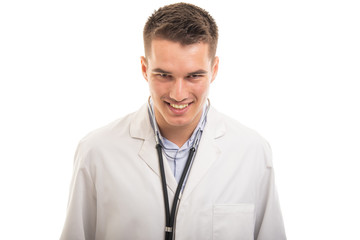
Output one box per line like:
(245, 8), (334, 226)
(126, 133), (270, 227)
(148, 101), (207, 182)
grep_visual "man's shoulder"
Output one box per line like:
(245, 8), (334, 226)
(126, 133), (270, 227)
(211, 107), (267, 144)
(78, 106), (145, 150)
(211, 108), (273, 167)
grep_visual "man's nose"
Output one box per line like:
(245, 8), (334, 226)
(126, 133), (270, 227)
(169, 78), (188, 102)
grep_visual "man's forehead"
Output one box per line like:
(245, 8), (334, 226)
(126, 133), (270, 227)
(147, 39), (210, 63)
(148, 39), (209, 54)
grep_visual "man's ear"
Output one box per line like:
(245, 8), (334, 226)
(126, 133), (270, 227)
(211, 56), (219, 83)
(141, 56), (148, 82)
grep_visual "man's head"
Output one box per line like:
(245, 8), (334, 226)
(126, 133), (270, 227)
(141, 3), (219, 140)
(143, 2), (218, 59)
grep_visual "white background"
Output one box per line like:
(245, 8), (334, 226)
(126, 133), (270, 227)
(1, 0), (359, 239)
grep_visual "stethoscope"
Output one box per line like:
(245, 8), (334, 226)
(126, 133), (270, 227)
(147, 98), (210, 240)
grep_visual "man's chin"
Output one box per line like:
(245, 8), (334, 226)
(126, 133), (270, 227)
(167, 120), (190, 128)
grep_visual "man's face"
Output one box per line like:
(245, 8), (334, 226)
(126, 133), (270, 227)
(141, 39), (219, 132)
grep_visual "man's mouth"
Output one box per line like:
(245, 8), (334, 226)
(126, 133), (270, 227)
(170, 103), (189, 109)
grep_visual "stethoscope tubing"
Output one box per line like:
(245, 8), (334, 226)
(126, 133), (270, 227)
(156, 144), (196, 240)
(148, 98), (210, 240)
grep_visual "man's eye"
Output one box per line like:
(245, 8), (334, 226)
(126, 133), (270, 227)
(158, 73), (170, 78)
(188, 74), (202, 79)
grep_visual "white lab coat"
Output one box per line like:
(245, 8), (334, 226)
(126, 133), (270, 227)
(60, 104), (286, 240)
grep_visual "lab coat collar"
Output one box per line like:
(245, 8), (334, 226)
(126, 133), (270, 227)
(129, 103), (154, 141)
(130, 103), (226, 196)
(131, 104), (179, 193)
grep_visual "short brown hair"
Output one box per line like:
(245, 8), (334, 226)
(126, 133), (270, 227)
(143, 3), (218, 58)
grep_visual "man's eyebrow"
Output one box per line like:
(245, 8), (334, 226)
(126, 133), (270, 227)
(152, 68), (171, 74)
(151, 69), (208, 75)
(188, 70), (208, 75)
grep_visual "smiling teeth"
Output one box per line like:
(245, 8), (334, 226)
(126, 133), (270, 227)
(170, 103), (188, 109)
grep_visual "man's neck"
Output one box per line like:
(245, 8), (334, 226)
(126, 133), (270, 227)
(156, 112), (203, 148)
(159, 124), (196, 148)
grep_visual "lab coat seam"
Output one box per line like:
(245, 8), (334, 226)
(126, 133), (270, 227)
(79, 148), (98, 201)
(82, 163), (98, 236)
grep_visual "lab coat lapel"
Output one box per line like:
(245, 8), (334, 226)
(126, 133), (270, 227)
(139, 137), (178, 194)
(130, 104), (178, 193)
(181, 107), (225, 201)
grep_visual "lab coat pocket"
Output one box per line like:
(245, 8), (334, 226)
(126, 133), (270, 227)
(213, 204), (255, 240)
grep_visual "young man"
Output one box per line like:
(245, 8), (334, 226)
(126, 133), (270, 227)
(60, 3), (286, 240)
